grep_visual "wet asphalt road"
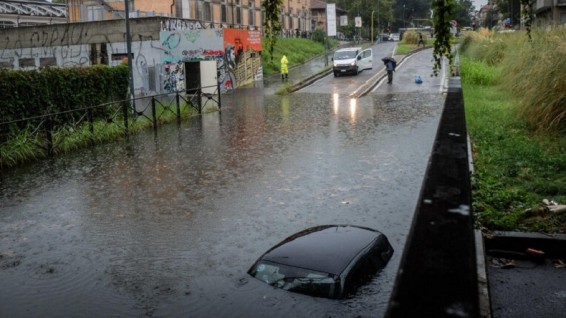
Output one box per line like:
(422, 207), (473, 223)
(0, 48), (446, 317)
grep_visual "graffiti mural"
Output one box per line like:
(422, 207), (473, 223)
(0, 19), (263, 96)
(159, 28), (224, 92)
(223, 29), (263, 88)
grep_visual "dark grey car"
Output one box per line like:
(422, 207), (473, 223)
(248, 225), (394, 299)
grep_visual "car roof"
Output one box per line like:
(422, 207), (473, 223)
(335, 47), (362, 52)
(259, 225), (382, 276)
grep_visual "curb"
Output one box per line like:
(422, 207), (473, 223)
(482, 231), (566, 259)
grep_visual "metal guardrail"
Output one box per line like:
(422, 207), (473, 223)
(386, 77), (479, 317)
(0, 84), (221, 160)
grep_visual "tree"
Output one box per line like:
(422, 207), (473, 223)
(493, 0), (521, 27)
(431, 0), (455, 76)
(452, 0), (475, 27)
(263, 0), (283, 62)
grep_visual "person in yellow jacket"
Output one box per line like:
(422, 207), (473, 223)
(280, 55), (288, 81)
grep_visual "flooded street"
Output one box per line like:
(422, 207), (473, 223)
(1, 85), (445, 317)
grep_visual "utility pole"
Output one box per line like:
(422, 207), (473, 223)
(124, 0), (135, 112)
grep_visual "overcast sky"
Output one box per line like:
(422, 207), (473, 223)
(473, 0), (487, 11)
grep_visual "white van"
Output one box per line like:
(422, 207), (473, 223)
(332, 47), (373, 77)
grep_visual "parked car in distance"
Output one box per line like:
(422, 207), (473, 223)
(377, 34), (391, 42)
(390, 33), (400, 41)
(331, 47), (373, 77)
(247, 225), (394, 299)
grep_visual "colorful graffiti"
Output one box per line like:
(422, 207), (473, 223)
(159, 28), (262, 93)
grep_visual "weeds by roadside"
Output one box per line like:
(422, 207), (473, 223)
(460, 28), (566, 233)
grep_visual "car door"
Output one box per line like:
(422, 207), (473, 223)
(360, 48), (373, 70)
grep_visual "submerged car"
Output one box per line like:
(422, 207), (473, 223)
(247, 225), (394, 299)
(331, 47), (373, 77)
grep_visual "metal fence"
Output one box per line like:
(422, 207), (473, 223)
(0, 84), (221, 161)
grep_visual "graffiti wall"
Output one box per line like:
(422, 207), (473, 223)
(158, 28), (263, 93)
(0, 19), (263, 96)
(0, 43), (90, 69)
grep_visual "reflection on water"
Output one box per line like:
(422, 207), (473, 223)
(0, 88), (444, 317)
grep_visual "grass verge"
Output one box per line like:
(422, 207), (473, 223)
(1, 101), (202, 168)
(460, 55), (566, 233)
(261, 37), (338, 77)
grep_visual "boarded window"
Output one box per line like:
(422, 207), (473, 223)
(19, 58), (35, 68)
(40, 58), (57, 67)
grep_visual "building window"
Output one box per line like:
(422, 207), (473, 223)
(236, 7), (241, 24)
(204, 3), (212, 21)
(87, 6), (103, 21)
(221, 4), (227, 22)
(0, 20), (16, 28)
(19, 58), (36, 68)
(248, 9), (254, 25)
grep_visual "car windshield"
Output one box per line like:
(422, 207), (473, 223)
(334, 51), (357, 60)
(249, 261), (340, 298)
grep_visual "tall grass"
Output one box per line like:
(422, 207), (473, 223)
(460, 28), (566, 233)
(501, 28), (566, 133)
(460, 28), (566, 133)
(0, 102), (202, 168)
(464, 82), (566, 232)
(459, 56), (500, 86)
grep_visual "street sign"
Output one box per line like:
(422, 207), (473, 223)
(340, 15), (348, 26)
(355, 16), (362, 28)
(327, 4), (337, 36)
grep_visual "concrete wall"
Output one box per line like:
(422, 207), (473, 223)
(0, 17), (262, 96)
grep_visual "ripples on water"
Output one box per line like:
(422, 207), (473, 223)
(0, 91), (444, 317)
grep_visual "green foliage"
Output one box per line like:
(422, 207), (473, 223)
(261, 38), (326, 76)
(461, 33), (566, 233)
(0, 100), (201, 168)
(461, 28), (566, 133)
(0, 129), (44, 167)
(463, 83), (566, 233)
(335, 0), (396, 35)
(500, 28), (566, 134)
(0, 65), (129, 127)
(521, 0), (535, 40)
(459, 56), (500, 86)
(453, 0), (475, 27)
(432, 0), (455, 76)
(311, 29), (326, 45)
(262, 0), (283, 62)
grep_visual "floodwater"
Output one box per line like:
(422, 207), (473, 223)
(0, 88), (445, 317)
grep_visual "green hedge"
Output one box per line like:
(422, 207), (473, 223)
(0, 64), (129, 127)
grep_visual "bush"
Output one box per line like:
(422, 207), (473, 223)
(0, 65), (129, 128)
(311, 29), (326, 45)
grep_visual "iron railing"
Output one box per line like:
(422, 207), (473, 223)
(0, 83), (221, 161)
